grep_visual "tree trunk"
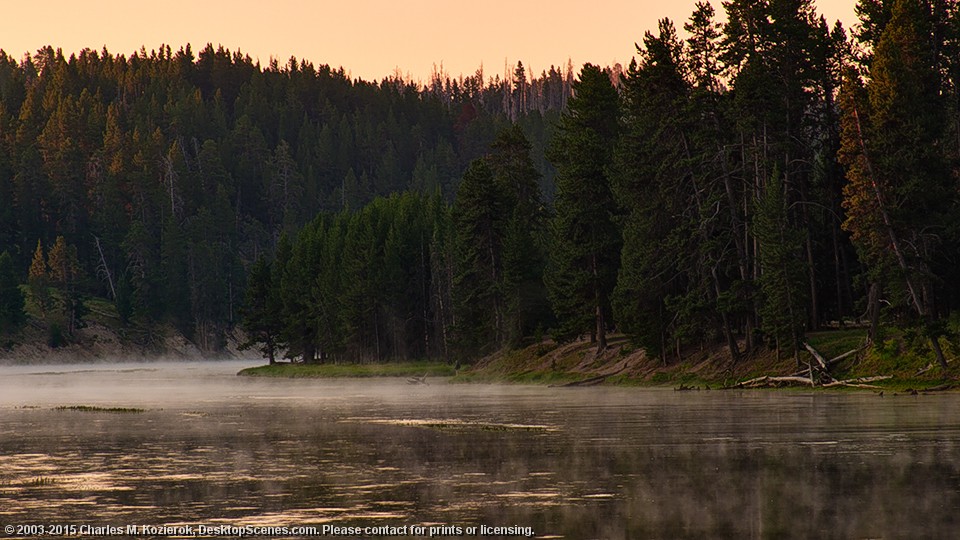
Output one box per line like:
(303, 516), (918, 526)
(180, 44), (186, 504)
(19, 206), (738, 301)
(867, 282), (880, 344)
(805, 228), (818, 330)
(931, 336), (948, 371)
(832, 222), (844, 326)
(596, 304), (607, 354)
(591, 254), (604, 352)
(713, 266), (741, 364)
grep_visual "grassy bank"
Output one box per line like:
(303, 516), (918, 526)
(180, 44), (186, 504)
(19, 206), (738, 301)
(454, 328), (959, 391)
(236, 329), (958, 391)
(238, 361), (456, 378)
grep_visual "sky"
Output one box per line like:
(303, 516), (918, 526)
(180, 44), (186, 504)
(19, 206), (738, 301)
(2, 0), (857, 83)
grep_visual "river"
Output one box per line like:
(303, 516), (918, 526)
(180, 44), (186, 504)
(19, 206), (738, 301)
(0, 361), (958, 538)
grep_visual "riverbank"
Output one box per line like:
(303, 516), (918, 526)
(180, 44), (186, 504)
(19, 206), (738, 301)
(456, 329), (958, 391)
(236, 328), (959, 392)
(5, 290), (956, 393)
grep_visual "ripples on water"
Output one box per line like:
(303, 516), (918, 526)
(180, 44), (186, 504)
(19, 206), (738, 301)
(1, 361), (960, 538)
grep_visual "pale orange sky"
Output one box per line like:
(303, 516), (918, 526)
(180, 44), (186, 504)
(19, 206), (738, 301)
(1, 0), (857, 82)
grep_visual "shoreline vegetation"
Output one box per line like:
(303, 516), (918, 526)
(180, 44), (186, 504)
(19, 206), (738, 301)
(4, 286), (956, 393)
(237, 328), (960, 393)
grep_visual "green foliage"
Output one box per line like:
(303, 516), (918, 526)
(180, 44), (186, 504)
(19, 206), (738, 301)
(27, 240), (49, 316)
(490, 125), (550, 347)
(612, 21), (694, 359)
(546, 64), (621, 348)
(754, 170), (807, 355)
(0, 45), (567, 354)
(273, 193), (447, 363)
(839, 0), (958, 369)
(452, 159), (509, 355)
(239, 255), (284, 363)
(46, 236), (86, 337)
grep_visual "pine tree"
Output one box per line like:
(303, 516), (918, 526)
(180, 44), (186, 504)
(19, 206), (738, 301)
(685, 2), (723, 92)
(28, 240), (49, 316)
(452, 159), (510, 355)
(839, 0), (954, 369)
(265, 139), (304, 236)
(754, 169), (807, 361)
(47, 235), (85, 335)
(545, 64), (621, 352)
(239, 255), (285, 363)
(612, 19), (688, 360)
(488, 125), (549, 347)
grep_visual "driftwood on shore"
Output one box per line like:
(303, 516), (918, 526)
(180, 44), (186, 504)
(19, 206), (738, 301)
(803, 342), (829, 372)
(727, 374), (891, 389)
(783, 343), (866, 385)
(721, 341), (891, 389)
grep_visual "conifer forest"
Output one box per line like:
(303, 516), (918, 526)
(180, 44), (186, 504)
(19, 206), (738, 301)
(2, 0), (960, 369)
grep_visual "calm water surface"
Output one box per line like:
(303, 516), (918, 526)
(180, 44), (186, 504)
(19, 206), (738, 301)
(1, 361), (959, 539)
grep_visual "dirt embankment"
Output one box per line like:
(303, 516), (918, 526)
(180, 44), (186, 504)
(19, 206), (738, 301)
(466, 329), (958, 390)
(467, 334), (841, 386)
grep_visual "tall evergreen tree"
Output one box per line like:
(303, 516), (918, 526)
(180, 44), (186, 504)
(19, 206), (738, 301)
(239, 255), (285, 363)
(47, 235), (85, 336)
(754, 169), (807, 361)
(488, 125), (549, 346)
(839, 0), (954, 369)
(452, 159), (510, 355)
(27, 240), (49, 316)
(546, 64), (621, 352)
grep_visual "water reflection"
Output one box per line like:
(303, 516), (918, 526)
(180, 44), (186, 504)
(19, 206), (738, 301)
(1, 362), (959, 538)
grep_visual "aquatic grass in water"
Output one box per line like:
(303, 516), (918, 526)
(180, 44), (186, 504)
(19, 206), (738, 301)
(355, 418), (559, 432)
(25, 477), (58, 487)
(54, 405), (145, 414)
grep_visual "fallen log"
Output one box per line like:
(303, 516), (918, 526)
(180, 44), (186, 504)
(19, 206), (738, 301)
(729, 375), (815, 388)
(828, 348), (860, 364)
(790, 348), (860, 378)
(821, 375), (892, 389)
(728, 374), (892, 389)
(729, 375), (769, 388)
(803, 342), (828, 371)
(916, 357), (954, 375)
(921, 382), (959, 393)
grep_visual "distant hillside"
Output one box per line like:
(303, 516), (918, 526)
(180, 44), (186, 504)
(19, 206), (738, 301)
(0, 44), (564, 354)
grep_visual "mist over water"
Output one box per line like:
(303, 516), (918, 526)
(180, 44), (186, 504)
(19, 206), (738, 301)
(1, 361), (959, 538)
